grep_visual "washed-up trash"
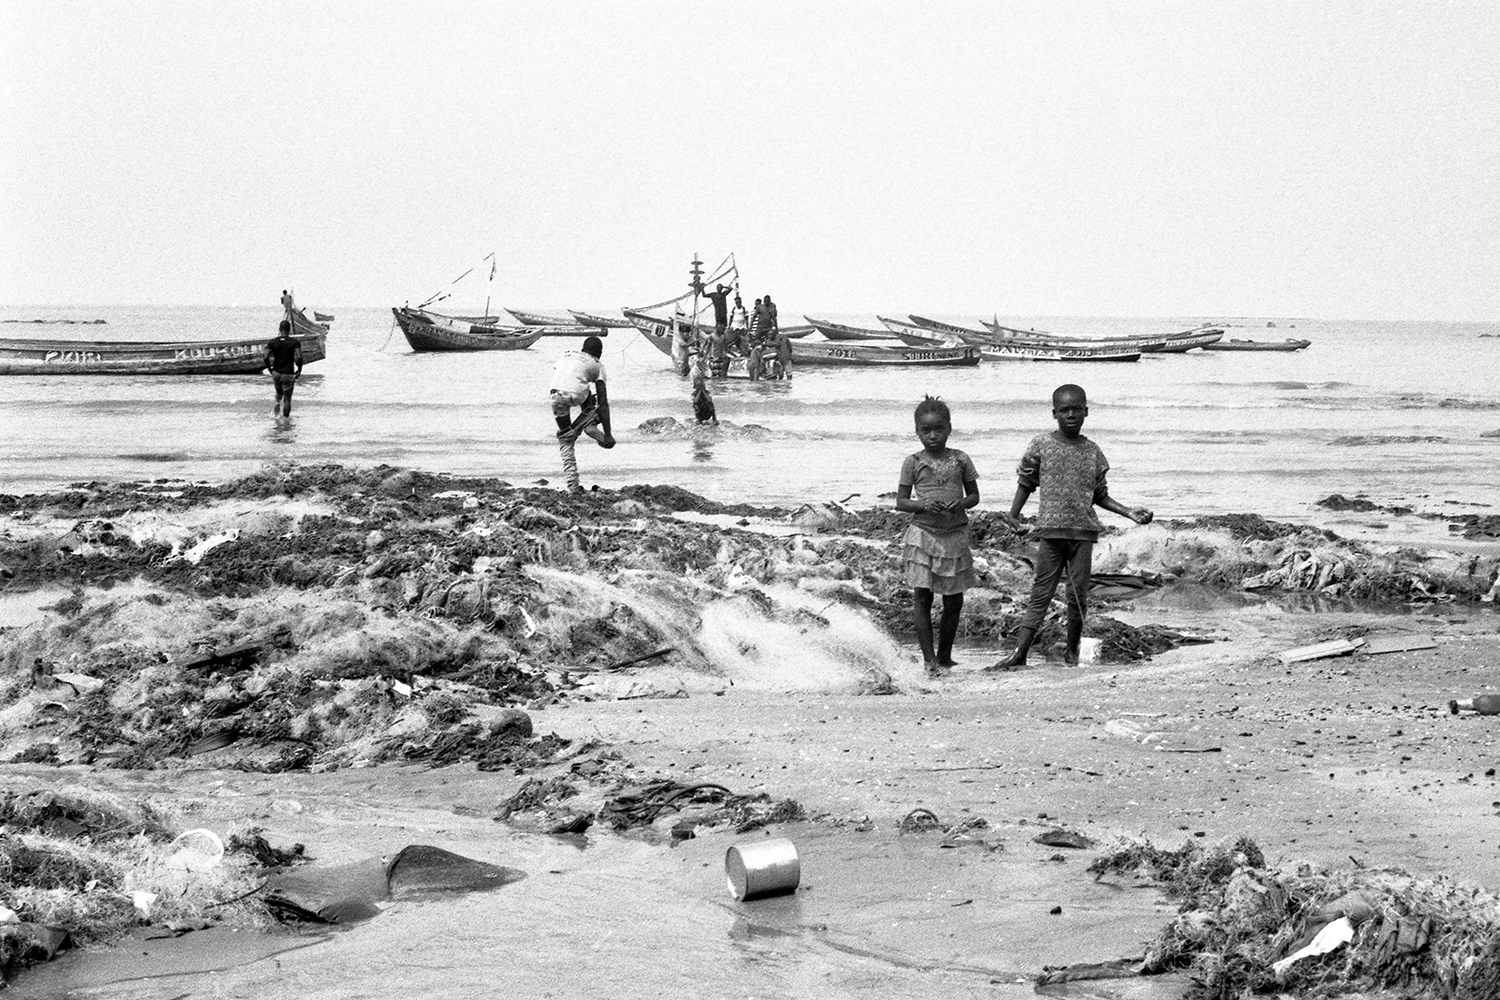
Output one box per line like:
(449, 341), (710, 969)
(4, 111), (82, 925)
(0, 906), (18, 925)
(725, 838), (800, 901)
(1278, 637), (1365, 664)
(1272, 915), (1355, 978)
(264, 845), (525, 924)
(1033, 828), (1096, 850)
(1361, 633), (1437, 655)
(49, 672), (104, 696)
(127, 890), (158, 919)
(166, 829), (225, 872)
(1449, 695), (1500, 715)
(179, 643), (263, 673)
(898, 808), (943, 833)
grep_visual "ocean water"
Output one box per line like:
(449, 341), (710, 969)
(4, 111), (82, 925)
(3, 305), (1498, 545)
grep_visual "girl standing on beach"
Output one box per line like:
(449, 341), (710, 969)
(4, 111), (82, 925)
(896, 397), (980, 676)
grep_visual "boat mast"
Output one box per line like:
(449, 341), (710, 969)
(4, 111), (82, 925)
(689, 254), (704, 353)
(482, 252), (496, 322)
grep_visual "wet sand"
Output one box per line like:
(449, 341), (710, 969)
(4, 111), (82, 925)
(8, 605), (1500, 998)
(1, 467), (1497, 997)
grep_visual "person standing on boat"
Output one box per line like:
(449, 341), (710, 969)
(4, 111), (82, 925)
(280, 289), (295, 314)
(705, 284), (731, 338)
(728, 293), (749, 353)
(550, 335), (615, 493)
(262, 319), (304, 418)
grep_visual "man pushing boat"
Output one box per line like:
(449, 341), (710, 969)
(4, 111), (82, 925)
(550, 335), (615, 493)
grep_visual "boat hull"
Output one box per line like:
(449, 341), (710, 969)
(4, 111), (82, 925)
(793, 342), (979, 367)
(568, 309), (631, 330)
(1201, 339), (1311, 352)
(0, 332), (327, 375)
(804, 317), (900, 342)
(392, 308), (545, 352)
(506, 308), (578, 327)
(976, 342), (1140, 363)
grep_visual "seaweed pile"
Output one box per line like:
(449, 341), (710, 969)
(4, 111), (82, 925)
(1074, 836), (1500, 999)
(0, 786), (274, 979)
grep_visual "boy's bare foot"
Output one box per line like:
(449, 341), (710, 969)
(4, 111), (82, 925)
(1062, 650), (1080, 666)
(936, 657), (960, 669)
(924, 660), (949, 678)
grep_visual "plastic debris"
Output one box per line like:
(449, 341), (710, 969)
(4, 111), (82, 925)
(165, 829), (225, 872)
(1278, 637), (1365, 664)
(1272, 915), (1355, 978)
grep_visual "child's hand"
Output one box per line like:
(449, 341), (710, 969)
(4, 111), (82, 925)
(1129, 508), (1154, 525)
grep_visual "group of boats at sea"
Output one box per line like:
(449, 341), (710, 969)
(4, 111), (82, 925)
(0, 257), (1310, 376)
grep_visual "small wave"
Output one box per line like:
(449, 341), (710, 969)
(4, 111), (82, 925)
(634, 416), (779, 440)
(1329, 435), (1447, 447)
(119, 452), (194, 462)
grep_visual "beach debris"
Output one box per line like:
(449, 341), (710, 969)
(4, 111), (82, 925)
(1243, 548), (1350, 594)
(1278, 636), (1365, 664)
(165, 829), (225, 872)
(263, 845), (524, 924)
(725, 838), (800, 901)
(1033, 828), (1095, 850)
(1077, 835), (1499, 999)
(1449, 695), (1500, 716)
(179, 642), (263, 673)
(1272, 916), (1356, 978)
(1360, 632), (1437, 655)
(898, 808), (943, 833)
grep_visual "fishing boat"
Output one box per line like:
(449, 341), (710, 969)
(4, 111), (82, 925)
(391, 307), (546, 352)
(313, 311), (335, 323)
(974, 341), (1141, 363)
(506, 307), (578, 327)
(792, 341), (979, 367)
(980, 318), (1222, 353)
(1202, 338), (1311, 352)
(0, 330), (327, 376)
(287, 307), (329, 337)
(568, 309), (632, 330)
(803, 316), (901, 342)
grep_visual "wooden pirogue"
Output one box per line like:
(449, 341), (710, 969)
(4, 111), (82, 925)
(391, 307), (546, 352)
(0, 328), (327, 375)
(881, 316), (1141, 362)
(628, 311), (973, 367)
(1201, 338), (1312, 352)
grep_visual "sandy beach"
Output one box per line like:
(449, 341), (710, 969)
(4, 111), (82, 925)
(0, 464), (1497, 998)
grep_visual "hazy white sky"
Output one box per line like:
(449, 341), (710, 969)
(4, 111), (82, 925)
(3, 1), (1497, 318)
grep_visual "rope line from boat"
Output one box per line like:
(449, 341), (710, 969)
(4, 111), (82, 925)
(379, 315), (399, 352)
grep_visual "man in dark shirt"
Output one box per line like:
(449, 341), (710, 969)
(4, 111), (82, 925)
(705, 283), (731, 338)
(262, 319), (304, 417)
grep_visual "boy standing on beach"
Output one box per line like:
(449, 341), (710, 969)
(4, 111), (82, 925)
(550, 335), (615, 493)
(988, 384), (1152, 669)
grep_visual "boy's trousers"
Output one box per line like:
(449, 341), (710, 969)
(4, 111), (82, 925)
(1020, 538), (1093, 630)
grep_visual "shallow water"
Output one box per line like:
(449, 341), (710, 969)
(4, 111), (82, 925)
(11, 825), (1181, 1000)
(5, 306), (1498, 545)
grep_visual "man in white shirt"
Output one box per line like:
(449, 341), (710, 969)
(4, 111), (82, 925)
(549, 336), (615, 492)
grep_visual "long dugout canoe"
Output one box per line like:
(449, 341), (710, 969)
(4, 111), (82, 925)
(803, 316), (901, 342)
(0, 332), (327, 375)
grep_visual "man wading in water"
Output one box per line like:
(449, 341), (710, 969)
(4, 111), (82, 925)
(262, 319), (303, 418)
(550, 335), (616, 492)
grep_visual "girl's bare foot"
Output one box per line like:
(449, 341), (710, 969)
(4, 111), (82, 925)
(924, 660), (949, 677)
(936, 657), (960, 669)
(983, 650), (1027, 672)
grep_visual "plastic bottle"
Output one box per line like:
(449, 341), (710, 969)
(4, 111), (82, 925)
(1449, 695), (1500, 715)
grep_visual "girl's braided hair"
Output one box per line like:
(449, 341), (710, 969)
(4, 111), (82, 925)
(914, 395), (950, 423)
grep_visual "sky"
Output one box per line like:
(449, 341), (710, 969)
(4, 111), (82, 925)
(2, 1), (1497, 319)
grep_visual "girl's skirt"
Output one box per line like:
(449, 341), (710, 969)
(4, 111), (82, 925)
(901, 522), (979, 594)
